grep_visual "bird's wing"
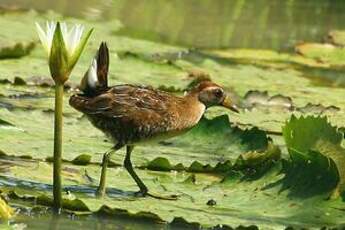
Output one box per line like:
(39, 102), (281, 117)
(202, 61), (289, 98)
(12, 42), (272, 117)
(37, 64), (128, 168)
(75, 85), (179, 126)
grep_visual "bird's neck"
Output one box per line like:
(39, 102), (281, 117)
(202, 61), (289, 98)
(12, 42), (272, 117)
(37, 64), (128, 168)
(177, 92), (206, 129)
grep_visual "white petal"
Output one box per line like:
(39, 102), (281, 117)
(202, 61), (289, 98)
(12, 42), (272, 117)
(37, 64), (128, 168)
(75, 25), (84, 49)
(35, 22), (49, 53)
(46, 21), (56, 54)
(69, 24), (84, 54)
(59, 22), (70, 50)
(60, 22), (68, 37)
(67, 25), (78, 53)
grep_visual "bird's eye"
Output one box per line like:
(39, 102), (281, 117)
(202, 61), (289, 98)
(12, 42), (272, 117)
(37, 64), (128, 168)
(214, 88), (223, 98)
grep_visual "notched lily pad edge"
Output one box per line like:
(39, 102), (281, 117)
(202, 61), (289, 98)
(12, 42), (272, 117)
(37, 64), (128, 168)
(146, 141), (281, 175)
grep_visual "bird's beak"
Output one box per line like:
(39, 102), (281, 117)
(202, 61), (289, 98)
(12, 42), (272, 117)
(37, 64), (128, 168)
(221, 96), (240, 113)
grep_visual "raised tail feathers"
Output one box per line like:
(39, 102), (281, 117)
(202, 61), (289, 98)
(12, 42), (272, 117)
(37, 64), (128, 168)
(79, 42), (109, 95)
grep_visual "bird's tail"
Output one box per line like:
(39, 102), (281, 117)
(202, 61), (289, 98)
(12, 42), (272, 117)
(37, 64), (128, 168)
(79, 42), (109, 96)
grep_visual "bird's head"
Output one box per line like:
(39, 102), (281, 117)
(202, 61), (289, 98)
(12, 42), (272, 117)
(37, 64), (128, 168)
(189, 81), (239, 113)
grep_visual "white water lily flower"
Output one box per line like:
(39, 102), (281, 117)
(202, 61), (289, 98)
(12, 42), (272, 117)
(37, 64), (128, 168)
(35, 21), (93, 83)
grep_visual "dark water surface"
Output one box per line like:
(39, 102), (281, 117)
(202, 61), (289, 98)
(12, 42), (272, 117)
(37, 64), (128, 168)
(12, 213), (166, 230)
(2, 0), (345, 50)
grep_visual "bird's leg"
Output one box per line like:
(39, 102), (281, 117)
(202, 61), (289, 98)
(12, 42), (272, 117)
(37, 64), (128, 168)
(96, 143), (123, 197)
(96, 150), (112, 197)
(124, 145), (148, 196)
(124, 146), (178, 200)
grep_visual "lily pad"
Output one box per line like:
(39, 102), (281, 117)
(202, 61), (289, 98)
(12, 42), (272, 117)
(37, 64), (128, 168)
(202, 48), (329, 68)
(0, 11), (39, 59)
(2, 159), (345, 229)
(295, 43), (345, 67)
(0, 41), (35, 59)
(282, 115), (345, 198)
(327, 30), (345, 47)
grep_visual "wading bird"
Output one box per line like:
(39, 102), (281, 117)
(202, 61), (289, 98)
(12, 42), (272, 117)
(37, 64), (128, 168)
(69, 42), (239, 199)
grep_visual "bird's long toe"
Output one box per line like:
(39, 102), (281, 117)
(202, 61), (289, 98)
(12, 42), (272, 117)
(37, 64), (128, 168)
(147, 192), (179, 200)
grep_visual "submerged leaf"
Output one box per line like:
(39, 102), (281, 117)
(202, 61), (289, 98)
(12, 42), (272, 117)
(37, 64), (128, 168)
(234, 143), (281, 171)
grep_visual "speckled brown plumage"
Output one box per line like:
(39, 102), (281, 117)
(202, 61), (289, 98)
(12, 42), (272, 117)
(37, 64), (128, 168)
(70, 84), (206, 145)
(69, 42), (238, 199)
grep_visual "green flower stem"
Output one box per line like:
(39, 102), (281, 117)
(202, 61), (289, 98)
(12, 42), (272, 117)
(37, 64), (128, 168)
(53, 82), (64, 213)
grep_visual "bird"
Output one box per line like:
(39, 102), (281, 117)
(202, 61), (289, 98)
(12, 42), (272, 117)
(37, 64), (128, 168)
(69, 42), (239, 199)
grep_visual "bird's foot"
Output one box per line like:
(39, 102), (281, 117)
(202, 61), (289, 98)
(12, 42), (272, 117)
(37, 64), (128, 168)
(134, 190), (147, 198)
(147, 192), (179, 200)
(134, 190), (178, 200)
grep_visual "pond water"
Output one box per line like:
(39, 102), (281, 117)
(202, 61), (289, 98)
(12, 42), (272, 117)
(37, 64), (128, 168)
(12, 212), (166, 230)
(2, 0), (345, 50)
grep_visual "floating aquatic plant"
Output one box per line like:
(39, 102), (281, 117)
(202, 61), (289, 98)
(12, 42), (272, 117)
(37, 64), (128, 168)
(35, 21), (93, 212)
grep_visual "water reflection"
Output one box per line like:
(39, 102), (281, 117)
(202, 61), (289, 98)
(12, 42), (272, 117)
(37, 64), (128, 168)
(2, 0), (345, 50)
(14, 212), (166, 230)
